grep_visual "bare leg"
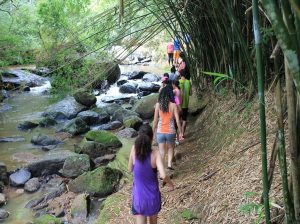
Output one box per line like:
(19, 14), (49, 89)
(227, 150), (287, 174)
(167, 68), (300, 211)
(149, 215), (158, 224)
(136, 215), (147, 224)
(158, 143), (165, 166)
(182, 120), (187, 137)
(167, 143), (175, 168)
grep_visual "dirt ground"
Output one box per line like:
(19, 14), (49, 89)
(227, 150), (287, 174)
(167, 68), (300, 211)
(101, 91), (285, 224)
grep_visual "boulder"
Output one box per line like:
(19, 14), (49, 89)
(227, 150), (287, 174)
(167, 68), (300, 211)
(138, 82), (160, 92)
(116, 128), (138, 138)
(142, 73), (160, 82)
(133, 93), (158, 119)
(26, 150), (77, 177)
(17, 121), (39, 131)
(38, 118), (57, 127)
(85, 130), (122, 148)
(61, 154), (90, 178)
(78, 139), (115, 159)
(116, 79), (128, 86)
(95, 121), (122, 130)
(42, 97), (88, 121)
(0, 209), (9, 220)
(31, 134), (63, 146)
(9, 168), (31, 187)
(123, 116), (143, 130)
(91, 63), (121, 88)
(189, 95), (209, 116)
(68, 166), (122, 196)
(32, 214), (62, 224)
(128, 71), (147, 80)
(70, 193), (89, 223)
(119, 83), (137, 94)
(59, 118), (90, 136)
(77, 110), (101, 125)
(0, 162), (8, 186)
(95, 103), (122, 116)
(0, 136), (25, 142)
(23, 86), (30, 91)
(111, 108), (139, 122)
(0, 193), (6, 206)
(73, 91), (97, 107)
(24, 178), (41, 192)
(94, 154), (116, 167)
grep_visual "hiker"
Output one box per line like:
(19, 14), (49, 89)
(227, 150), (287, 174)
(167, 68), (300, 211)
(169, 65), (178, 81)
(172, 80), (182, 145)
(178, 52), (186, 75)
(159, 73), (170, 93)
(173, 37), (180, 66)
(167, 39), (174, 65)
(128, 124), (174, 224)
(153, 86), (183, 170)
(179, 68), (192, 137)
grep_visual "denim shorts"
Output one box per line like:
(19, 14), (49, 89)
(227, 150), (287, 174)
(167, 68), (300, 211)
(156, 133), (176, 144)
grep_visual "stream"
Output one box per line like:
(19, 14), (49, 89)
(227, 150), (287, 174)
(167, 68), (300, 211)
(0, 64), (164, 223)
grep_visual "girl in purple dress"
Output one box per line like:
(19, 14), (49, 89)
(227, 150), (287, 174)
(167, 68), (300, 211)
(128, 124), (174, 224)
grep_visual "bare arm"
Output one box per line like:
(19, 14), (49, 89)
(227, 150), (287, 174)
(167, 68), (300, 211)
(152, 103), (159, 134)
(128, 146), (135, 172)
(173, 104), (183, 138)
(155, 151), (174, 190)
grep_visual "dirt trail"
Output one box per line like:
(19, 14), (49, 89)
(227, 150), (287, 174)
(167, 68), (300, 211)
(102, 92), (284, 224)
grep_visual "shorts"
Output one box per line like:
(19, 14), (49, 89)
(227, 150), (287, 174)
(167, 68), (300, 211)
(174, 50), (180, 61)
(168, 53), (174, 60)
(156, 133), (176, 144)
(181, 108), (188, 121)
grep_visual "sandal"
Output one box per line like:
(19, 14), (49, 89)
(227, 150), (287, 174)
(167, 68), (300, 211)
(167, 167), (175, 171)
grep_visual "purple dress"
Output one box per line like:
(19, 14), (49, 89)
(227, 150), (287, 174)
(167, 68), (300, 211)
(132, 153), (161, 216)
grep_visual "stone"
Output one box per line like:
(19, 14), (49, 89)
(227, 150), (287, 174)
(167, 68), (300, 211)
(31, 134), (63, 146)
(42, 96), (88, 121)
(17, 121), (39, 131)
(128, 71), (147, 80)
(85, 130), (122, 149)
(26, 150), (77, 177)
(0, 193), (6, 206)
(119, 83), (137, 94)
(77, 110), (101, 125)
(23, 86), (30, 91)
(116, 79), (128, 86)
(95, 121), (122, 130)
(91, 63), (121, 88)
(142, 73), (160, 82)
(94, 103), (122, 116)
(0, 209), (9, 220)
(116, 128), (138, 138)
(59, 118), (90, 136)
(133, 93), (158, 119)
(74, 91), (97, 107)
(137, 82), (160, 92)
(0, 162), (8, 185)
(94, 154), (116, 167)
(70, 193), (89, 223)
(79, 139), (115, 159)
(24, 178), (41, 192)
(61, 154), (90, 178)
(9, 168), (31, 187)
(111, 108), (139, 122)
(38, 118), (57, 127)
(68, 166), (122, 197)
(123, 116), (143, 130)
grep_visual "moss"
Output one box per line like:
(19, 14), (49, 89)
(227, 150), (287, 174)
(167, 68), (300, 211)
(181, 209), (198, 220)
(85, 130), (122, 148)
(33, 214), (62, 224)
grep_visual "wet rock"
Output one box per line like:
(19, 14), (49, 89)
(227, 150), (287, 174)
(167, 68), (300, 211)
(94, 154), (116, 167)
(32, 214), (61, 224)
(133, 93), (158, 119)
(68, 166), (122, 196)
(116, 128), (138, 138)
(44, 184), (66, 201)
(123, 116), (143, 130)
(0, 209), (9, 220)
(119, 82), (137, 94)
(42, 96), (88, 121)
(0, 162), (8, 186)
(24, 178), (41, 192)
(23, 86), (30, 91)
(78, 139), (115, 159)
(92, 63), (121, 88)
(59, 118), (90, 136)
(116, 79), (128, 86)
(25, 197), (45, 209)
(17, 121), (39, 131)
(71, 193), (89, 223)
(38, 118), (57, 127)
(74, 91), (97, 107)
(85, 130), (122, 149)
(26, 150), (77, 177)
(16, 188), (24, 194)
(142, 73), (160, 82)
(77, 111), (101, 125)
(31, 134), (63, 146)
(137, 82), (160, 92)
(95, 103), (122, 116)
(41, 145), (57, 151)
(9, 168), (31, 187)
(128, 71), (147, 80)
(101, 95), (132, 104)
(0, 193), (6, 206)
(60, 154), (90, 178)
(137, 90), (152, 97)
(0, 136), (25, 142)
(0, 104), (11, 113)
(95, 121), (122, 130)
(111, 108), (139, 122)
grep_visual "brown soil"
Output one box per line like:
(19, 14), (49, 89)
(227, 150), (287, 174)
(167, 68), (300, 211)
(103, 91), (285, 224)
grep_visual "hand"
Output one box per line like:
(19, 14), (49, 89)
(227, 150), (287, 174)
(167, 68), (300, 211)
(179, 133), (184, 141)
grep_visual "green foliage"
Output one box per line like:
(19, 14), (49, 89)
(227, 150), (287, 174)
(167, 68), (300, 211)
(181, 209), (198, 221)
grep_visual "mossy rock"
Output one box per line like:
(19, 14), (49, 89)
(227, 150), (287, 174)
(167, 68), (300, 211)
(111, 108), (139, 122)
(33, 214), (62, 224)
(61, 154), (90, 178)
(60, 118), (90, 136)
(123, 116), (143, 130)
(74, 91), (97, 107)
(85, 130), (122, 148)
(133, 93), (158, 119)
(68, 166), (122, 196)
(39, 117), (57, 127)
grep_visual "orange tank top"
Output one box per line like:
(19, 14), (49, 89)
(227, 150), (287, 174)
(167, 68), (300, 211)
(157, 109), (175, 134)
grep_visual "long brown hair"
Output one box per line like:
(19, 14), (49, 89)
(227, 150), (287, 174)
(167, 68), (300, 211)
(134, 124), (153, 163)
